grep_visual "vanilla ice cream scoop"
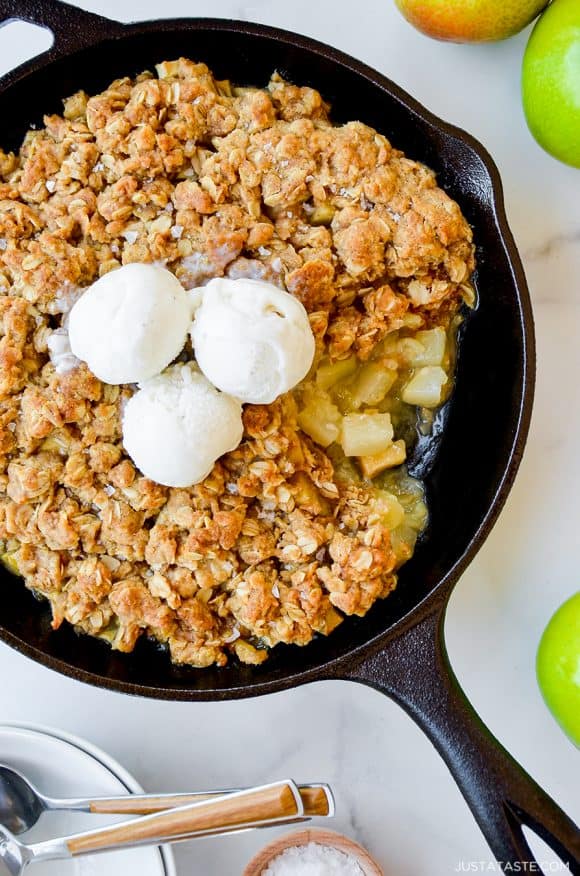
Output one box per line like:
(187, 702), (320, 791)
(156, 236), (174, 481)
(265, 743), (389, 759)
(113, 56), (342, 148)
(122, 362), (243, 487)
(69, 263), (191, 385)
(190, 277), (316, 405)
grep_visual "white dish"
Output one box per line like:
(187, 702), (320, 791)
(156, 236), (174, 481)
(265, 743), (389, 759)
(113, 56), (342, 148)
(0, 723), (176, 876)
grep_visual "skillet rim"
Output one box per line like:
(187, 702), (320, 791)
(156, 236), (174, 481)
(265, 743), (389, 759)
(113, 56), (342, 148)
(0, 16), (535, 699)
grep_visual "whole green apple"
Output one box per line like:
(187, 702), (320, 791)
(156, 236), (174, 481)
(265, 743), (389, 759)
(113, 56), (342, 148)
(395, 0), (549, 43)
(522, 0), (580, 168)
(537, 592), (580, 746)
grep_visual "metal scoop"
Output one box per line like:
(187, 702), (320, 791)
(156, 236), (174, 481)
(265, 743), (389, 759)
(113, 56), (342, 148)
(0, 764), (332, 834)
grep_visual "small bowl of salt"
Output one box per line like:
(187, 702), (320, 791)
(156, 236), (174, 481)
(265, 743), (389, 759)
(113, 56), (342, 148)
(243, 828), (383, 876)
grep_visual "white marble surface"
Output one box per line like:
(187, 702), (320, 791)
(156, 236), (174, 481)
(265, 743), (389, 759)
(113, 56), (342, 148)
(0, 2), (579, 874)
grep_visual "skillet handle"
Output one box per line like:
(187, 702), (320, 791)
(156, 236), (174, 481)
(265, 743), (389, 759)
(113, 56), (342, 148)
(342, 603), (580, 873)
(0, 0), (120, 57)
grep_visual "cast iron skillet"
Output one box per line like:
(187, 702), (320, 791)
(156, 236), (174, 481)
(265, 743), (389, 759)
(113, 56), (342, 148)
(0, 1), (578, 870)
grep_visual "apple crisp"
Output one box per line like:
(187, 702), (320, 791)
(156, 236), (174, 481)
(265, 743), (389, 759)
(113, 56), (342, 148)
(0, 59), (475, 667)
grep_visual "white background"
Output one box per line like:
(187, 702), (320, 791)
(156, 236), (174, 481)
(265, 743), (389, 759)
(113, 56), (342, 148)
(0, 2), (579, 874)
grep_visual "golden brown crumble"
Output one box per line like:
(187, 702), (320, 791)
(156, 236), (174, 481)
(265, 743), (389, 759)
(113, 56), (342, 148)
(0, 59), (474, 667)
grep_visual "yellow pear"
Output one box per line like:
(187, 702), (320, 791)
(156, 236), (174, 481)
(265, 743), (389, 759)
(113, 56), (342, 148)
(395, 0), (549, 43)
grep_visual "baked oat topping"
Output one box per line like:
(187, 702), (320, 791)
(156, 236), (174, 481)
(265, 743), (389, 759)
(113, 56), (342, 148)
(0, 59), (474, 667)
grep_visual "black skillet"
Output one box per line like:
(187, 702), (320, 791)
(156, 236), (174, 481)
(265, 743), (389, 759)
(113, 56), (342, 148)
(0, 1), (578, 870)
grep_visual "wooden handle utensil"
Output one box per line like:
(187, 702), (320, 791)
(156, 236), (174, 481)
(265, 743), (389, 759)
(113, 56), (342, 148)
(87, 783), (333, 818)
(64, 781), (302, 857)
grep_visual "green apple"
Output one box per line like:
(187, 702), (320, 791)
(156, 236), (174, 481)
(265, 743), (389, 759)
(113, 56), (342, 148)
(537, 592), (580, 746)
(522, 0), (580, 168)
(394, 0), (549, 43)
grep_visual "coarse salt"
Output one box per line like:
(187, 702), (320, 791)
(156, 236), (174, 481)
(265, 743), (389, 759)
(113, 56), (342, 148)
(262, 842), (364, 876)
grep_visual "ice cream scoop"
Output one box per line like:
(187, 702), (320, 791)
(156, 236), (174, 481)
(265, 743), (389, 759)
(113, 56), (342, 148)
(68, 263), (191, 385)
(190, 277), (316, 405)
(122, 362), (243, 487)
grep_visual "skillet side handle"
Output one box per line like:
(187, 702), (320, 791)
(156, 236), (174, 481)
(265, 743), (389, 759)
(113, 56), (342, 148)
(342, 604), (580, 873)
(0, 0), (121, 54)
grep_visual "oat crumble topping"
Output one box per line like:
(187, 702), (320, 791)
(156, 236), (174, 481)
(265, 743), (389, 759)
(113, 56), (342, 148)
(0, 59), (474, 667)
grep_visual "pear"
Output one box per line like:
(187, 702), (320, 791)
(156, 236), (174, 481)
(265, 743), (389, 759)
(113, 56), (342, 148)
(395, 0), (548, 43)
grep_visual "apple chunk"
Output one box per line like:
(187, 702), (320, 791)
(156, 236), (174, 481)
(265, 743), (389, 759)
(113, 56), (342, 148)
(402, 366), (448, 408)
(359, 439), (407, 478)
(341, 412), (394, 457)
